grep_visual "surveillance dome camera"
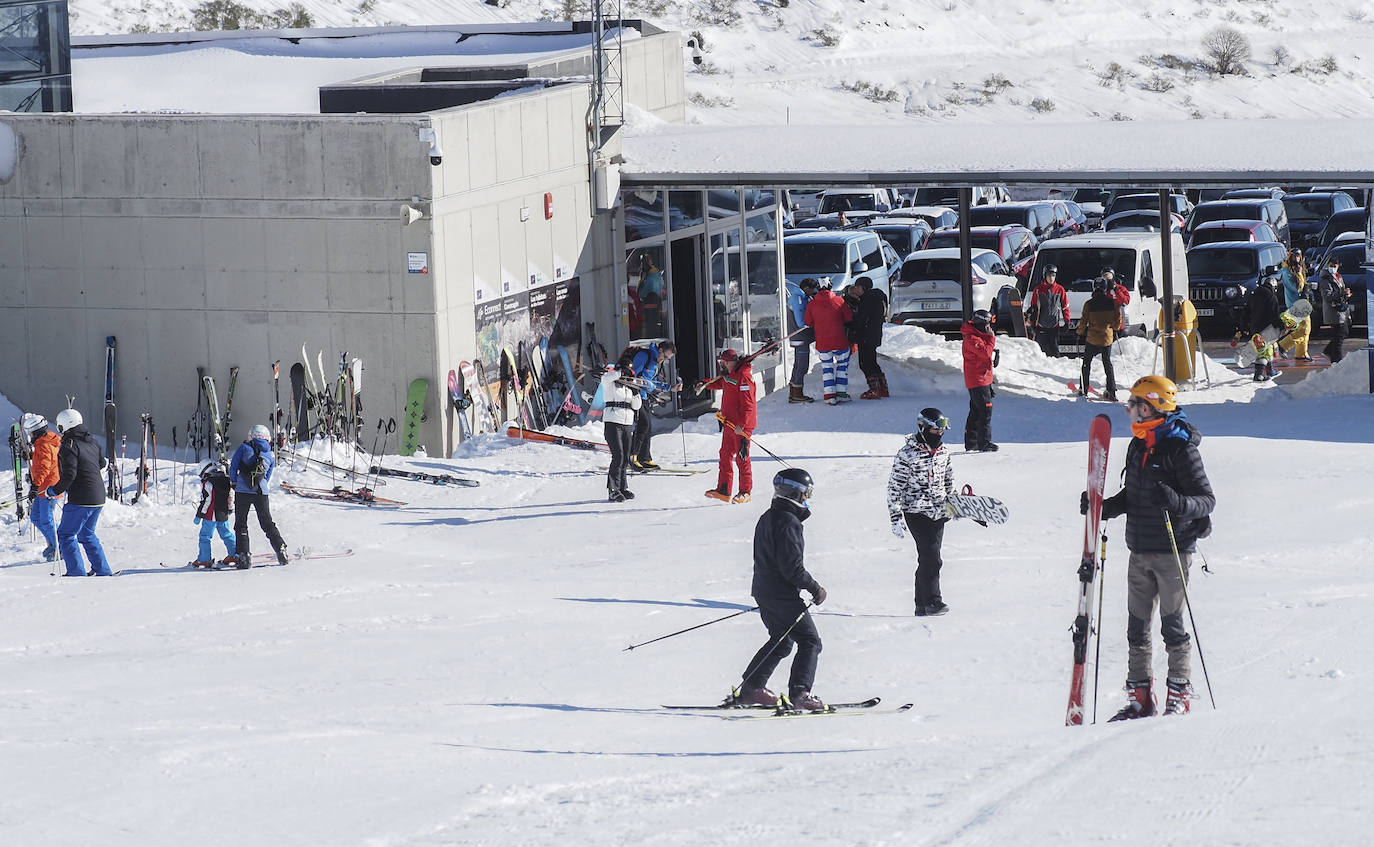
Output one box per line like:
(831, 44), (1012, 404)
(686, 37), (703, 66)
(429, 140), (443, 166)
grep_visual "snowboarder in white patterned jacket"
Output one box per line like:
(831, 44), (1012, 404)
(887, 408), (956, 616)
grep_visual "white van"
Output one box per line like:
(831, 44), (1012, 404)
(783, 230), (895, 300)
(1025, 231), (1188, 351)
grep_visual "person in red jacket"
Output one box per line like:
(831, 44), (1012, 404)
(961, 309), (999, 452)
(698, 349), (757, 504)
(1025, 264), (1070, 357)
(803, 284), (855, 404)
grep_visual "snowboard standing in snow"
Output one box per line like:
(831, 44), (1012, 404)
(1066, 413), (1112, 726)
(448, 369), (472, 444)
(290, 362), (307, 444)
(400, 378), (428, 457)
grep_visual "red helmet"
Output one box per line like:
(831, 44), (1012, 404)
(718, 349), (740, 363)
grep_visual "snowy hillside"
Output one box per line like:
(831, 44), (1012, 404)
(69, 0), (1374, 124)
(3, 331), (1373, 844)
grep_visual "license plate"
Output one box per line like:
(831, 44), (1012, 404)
(1195, 308), (1215, 316)
(1062, 345), (1085, 354)
(920, 301), (954, 311)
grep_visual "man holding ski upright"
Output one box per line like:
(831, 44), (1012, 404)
(698, 348), (757, 504)
(623, 341), (680, 470)
(733, 468), (827, 712)
(1087, 375), (1215, 720)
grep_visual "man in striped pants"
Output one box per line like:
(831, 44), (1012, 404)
(803, 283), (854, 405)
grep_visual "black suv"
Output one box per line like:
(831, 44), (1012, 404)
(1282, 192), (1357, 249)
(968, 202), (1072, 242)
(1186, 241), (1289, 335)
(1186, 199), (1291, 248)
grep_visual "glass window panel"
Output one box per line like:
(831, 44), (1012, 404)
(668, 190), (703, 230)
(626, 244), (667, 341)
(744, 211), (781, 370)
(622, 189), (665, 242)
(707, 189), (741, 221)
(709, 228), (747, 356)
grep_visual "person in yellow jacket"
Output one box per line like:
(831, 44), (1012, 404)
(23, 412), (61, 561)
(1076, 277), (1123, 400)
(1278, 249), (1312, 362)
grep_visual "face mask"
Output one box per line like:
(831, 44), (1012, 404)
(920, 429), (944, 448)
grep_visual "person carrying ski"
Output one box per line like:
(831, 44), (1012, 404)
(803, 282), (855, 404)
(733, 467), (828, 712)
(1085, 375), (1216, 720)
(191, 459), (235, 567)
(698, 348), (757, 504)
(1277, 249), (1312, 362)
(888, 408), (956, 616)
(600, 354), (642, 503)
(960, 310), (998, 452)
(1077, 276), (1123, 399)
(49, 408), (114, 577)
(1025, 264), (1070, 357)
(228, 423), (288, 568)
(852, 276), (890, 399)
(785, 277), (819, 403)
(23, 413), (61, 561)
(1317, 261), (1351, 364)
(624, 341), (680, 470)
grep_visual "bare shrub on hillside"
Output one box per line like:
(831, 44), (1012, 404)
(358, 0), (376, 13)
(1141, 74), (1175, 93)
(842, 80), (901, 103)
(1029, 97), (1056, 113)
(1098, 62), (1135, 88)
(810, 27), (841, 47)
(1202, 26), (1251, 76)
(688, 92), (734, 108)
(1348, 9), (1367, 22)
(627, 0), (671, 14)
(1271, 45), (1290, 68)
(1291, 55), (1339, 77)
(982, 73), (1013, 94)
(191, 0), (313, 29)
(695, 0), (741, 26)
(1110, 112), (1133, 121)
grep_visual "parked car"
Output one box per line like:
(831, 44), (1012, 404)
(1284, 192), (1359, 248)
(1309, 207), (1369, 264)
(1185, 188), (1230, 206)
(1104, 192), (1191, 221)
(1064, 188), (1111, 228)
(788, 188), (827, 219)
(924, 224), (1037, 285)
(782, 230), (895, 300)
(1185, 199), (1291, 248)
(882, 205), (959, 231)
(1185, 241), (1288, 335)
(1061, 200), (1090, 234)
(1186, 219), (1281, 249)
(904, 185), (1011, 208)
(1307, 186), (1371, 207)
(1023, 231), (1185, 347)
(815, 188), (896, 219)
(968, 201), (1071, 241)
(1322, 242), (1371, 327)
(1221, 187), (1287, 200)
(1103, 209), (1185, 233)
(862, 219), (933, 260)
(889, 247), (1019, 330)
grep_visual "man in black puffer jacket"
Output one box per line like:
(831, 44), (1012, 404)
(50, 409), (114, 576)
(1084, 375), (1214, 721)
(852, 276), (890, 399)
(734, 468), (828, 712)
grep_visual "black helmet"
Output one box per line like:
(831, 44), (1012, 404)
(971, 309), (991, 329)
(1043, 263), (1058, 277)
(773, 467), (814, 505)
(917, 407), (949, 447)
(1093, 276), (1113, 294)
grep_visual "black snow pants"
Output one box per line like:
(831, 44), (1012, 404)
(905, 512), (948, 611)
(742, 598), (822, 697)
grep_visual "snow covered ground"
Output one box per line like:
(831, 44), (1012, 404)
(3, 333), (1372, 845)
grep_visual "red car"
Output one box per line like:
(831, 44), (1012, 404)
(925, 224), (1038, 285)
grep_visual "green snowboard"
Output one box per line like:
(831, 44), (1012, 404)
(401, 377), (429, 457)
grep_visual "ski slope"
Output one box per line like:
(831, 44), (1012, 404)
(2, 332), (1371, 845)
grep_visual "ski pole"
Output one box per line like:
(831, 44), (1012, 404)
(714, 413), (790, 467)
(623, 605), (760, 652)
(1162, 509), (1216, 710)
(1090, 530), (1108, 724)
(738, 602), (813, 691)
(361, 419), (384, 490)
(366, 418), (396, 492)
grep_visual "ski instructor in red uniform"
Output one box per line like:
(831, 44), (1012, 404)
(698, 349), (757, 504)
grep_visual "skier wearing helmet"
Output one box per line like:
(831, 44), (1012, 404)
(22, 412), (61, 561)
(960, 309), (998, 452)
(1076, 276), (1124, 399)
(228, 423), (287, 567)
(698, 348), (757, 504)
(1084, 375), (1215, 720)
(190, 459), (235, 568)
(50, 408), (115, 576)
(733, 467), (828, 712)
(887, 408), (956, 616)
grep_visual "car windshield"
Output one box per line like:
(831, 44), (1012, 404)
(1190, 204), (1260, 227)
(1186, 248), (1259, 278)
(1283, 196), (1334, 222)
(1190, 227), (1250, 246)
(900, 257), (963, 283)
(1319, 209), (1368, 244)
(869, 228), (914, 256)
(819, 194), (876, 214)
(1072, 189), (1109, 204)
(1107, 195), (1160, 215)
(925, 232), (999, 253)
(784, 242), (847, 275)
(968, 207), (1028, 227)
(1037, 248), (1137, 292)
(1106, 212), (1168, 231)
(911, 187), (961, 206)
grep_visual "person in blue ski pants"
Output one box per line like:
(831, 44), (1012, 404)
(50, 408), (113, 577)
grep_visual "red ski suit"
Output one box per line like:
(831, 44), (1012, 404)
(703, 362), (757, 494)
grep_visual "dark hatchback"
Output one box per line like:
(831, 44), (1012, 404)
(1186, 241), (1289, 335)
(1186, 199), (1291, 248)
(1282, 191), (1357, 249)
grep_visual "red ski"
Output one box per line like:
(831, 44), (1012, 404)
(1067, 413), (1112, 726)
(505, 425), (610, 453)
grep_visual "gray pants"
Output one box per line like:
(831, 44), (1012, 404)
(1125, 550), (1192, 682)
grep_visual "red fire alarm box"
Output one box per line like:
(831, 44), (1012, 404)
(544, 192), (554, 220)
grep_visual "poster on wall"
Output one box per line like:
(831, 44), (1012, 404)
(473, 279), (582, 405)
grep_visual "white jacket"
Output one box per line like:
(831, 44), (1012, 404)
(600, 369), (642, 426)
(887, 434), (954, 520)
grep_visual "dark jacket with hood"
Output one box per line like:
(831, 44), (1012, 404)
(1248, 281), (1283, 335)
(851, 285), (888, 348)
(1102, 411), (1215, 554)
(751, 497), (820, 606)
(52, 424), (107, 506)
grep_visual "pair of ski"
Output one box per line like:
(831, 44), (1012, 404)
(280, 482), (406, 508)
(177, 547), (354, 569)
(8, 422), (29, 526)
(1067, 414), (1112, 726)
(368, 465), (480, 488)
(200, 365), (240, 464)
(663, 696), (912, 720)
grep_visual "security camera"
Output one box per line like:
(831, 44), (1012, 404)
(686, 37), (703, 66)
(429, 140), (443, 166)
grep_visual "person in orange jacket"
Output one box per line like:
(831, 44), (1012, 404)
(697, 349), (757, 504)
(23, 412), (61, 560)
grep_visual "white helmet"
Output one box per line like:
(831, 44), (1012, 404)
(21, 412), (48, 433)
(55, 408), (83, 433)
(248, 424), (271, 440)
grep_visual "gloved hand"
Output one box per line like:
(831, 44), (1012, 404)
(810, 584), (827, 606)
(45, 486), (57, 498)
(1152, 482), (1182, 512)
(993, 349), (1001, 367)
(890, 514), (905, 538)
(692, 380), (707, 395)
(1079, 491), (1089, 515)
(193, 514), (202, 525)
(26, 483), (36, 503)
(737, 437), (750, 462)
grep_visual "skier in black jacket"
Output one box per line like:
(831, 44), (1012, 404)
(1084, 375), (1215, 720)
(852, 277), (890, 399)
(734, 468), (828, 712)
(50, 409), (114, 576)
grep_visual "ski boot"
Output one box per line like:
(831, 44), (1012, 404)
(705, 487), (731, 503)
(628, 455), (647, 472)
(731, 491), (751, 505)
(621, 490), (635, 501)
(275, 546), (290, 567)
(860, 378), (882, 400)
(1163, 678), (1193, 716)
(1108, 679), (1156, 721)
(637, 458), (660, 471)
(734, 686), (779, 708)
(189, 559), (214, 569)
(220, 555), (240, 568)
(924, 602), (950, 616)
(786, 690), (827, 712)
(41, 546), (56, 562)
(609, 490), (626, 503)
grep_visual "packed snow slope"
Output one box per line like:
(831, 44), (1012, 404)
(2, 331), (1372, 845)
(68, 0), (1374, 124)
